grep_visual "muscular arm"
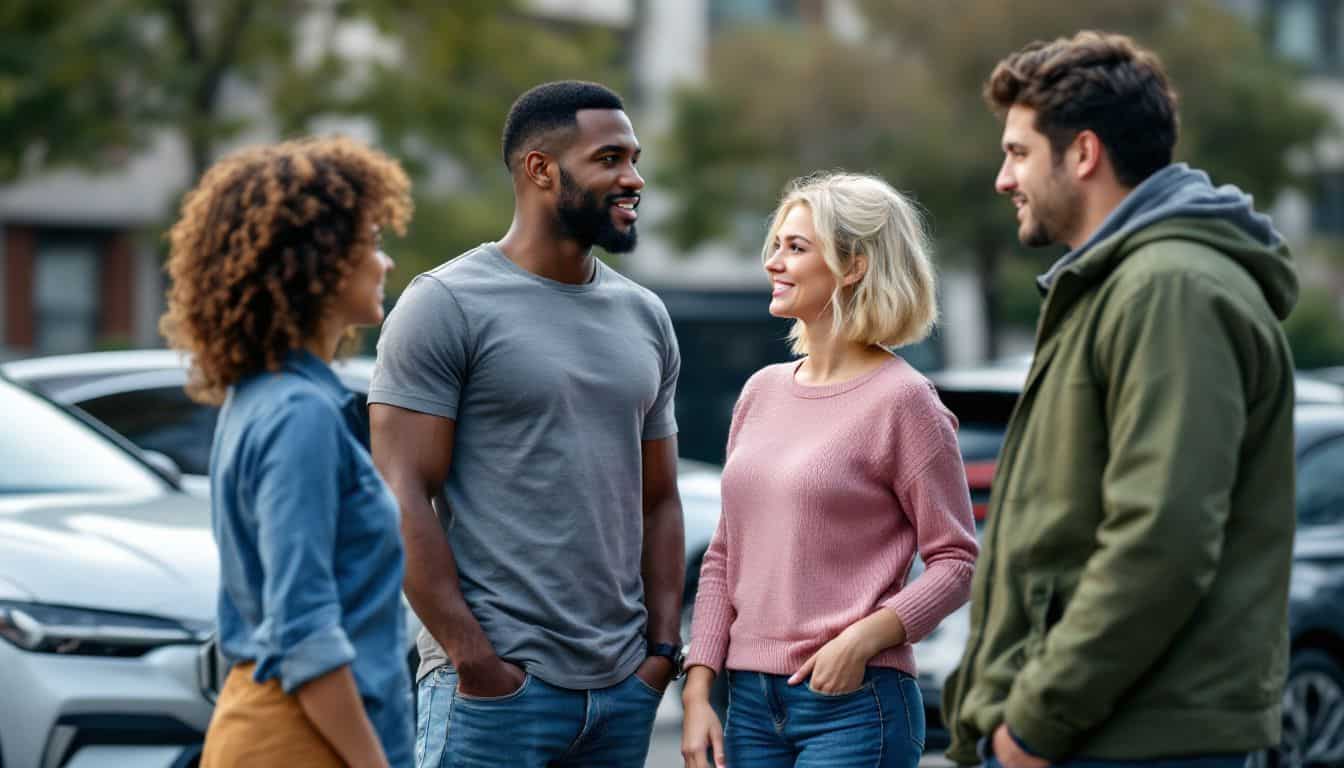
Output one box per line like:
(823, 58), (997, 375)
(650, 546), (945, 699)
(370, 403), (521, 696)
(638, 436), (685, 685)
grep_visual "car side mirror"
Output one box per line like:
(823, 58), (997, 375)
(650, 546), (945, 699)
(142, 450), (184, 486)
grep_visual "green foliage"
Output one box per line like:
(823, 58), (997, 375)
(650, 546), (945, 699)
(0, 0), (622, 252)
(1284, 285), (1344, 369)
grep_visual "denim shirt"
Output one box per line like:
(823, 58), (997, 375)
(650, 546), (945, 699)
(210, 349), (411, 766)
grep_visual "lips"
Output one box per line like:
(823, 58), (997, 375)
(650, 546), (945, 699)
(610, 196), (640, 224)
(771, 280), (794, 297)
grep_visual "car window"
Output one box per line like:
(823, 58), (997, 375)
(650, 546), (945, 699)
(77, 387), (219, 476)
(1297, 435), (1344, 528)
(0, 380), (165, 494)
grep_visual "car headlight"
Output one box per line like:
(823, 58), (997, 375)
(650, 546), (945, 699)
(0, 600), (210, 656)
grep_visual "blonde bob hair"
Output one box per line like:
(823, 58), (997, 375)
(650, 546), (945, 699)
(762, 171), (937, 356)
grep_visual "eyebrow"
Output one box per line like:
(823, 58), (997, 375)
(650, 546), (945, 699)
(594, 143), (641, 159)
(782, 234), (813, 244)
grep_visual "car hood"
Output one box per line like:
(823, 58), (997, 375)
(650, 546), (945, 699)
(0, 490), (217, 623)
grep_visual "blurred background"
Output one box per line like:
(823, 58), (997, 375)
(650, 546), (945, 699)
(1, 0), (1343, 462)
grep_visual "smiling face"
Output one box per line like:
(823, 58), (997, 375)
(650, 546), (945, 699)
(332, 231), (394, 328)
(764, 204), (840, 323)
(552, 108), (644, 253)
(995, 105), (1083, 248)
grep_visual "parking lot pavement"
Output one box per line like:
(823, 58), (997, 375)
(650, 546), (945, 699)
(645, 696), (956, 767)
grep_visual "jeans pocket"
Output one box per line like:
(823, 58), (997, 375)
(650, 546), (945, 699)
(805, 679), (870, 698)
(630, 670), (667, 699)
(895, 673), (926, 750)
(454, 672), (532, 703)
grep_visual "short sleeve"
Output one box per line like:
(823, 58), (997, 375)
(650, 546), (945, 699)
(642, 302), (680, 440)
(368, 275), (471, 420)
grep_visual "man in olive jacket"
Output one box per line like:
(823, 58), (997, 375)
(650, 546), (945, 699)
(943, 31), (1298, 767)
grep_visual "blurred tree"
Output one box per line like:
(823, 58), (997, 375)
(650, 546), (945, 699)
(1285, 284), (1344, 368)
(658, 0), (1332, 357)
(0, 0), (620, 283)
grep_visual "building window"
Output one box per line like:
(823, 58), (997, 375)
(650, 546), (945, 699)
(35, 238), (99, 354)
(1268, 0), (1344, 73)
(709, 0), (797, 32)
(1314, 171), (1344, 235)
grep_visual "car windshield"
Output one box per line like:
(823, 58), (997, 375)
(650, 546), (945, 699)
(0, 379), (164, 495)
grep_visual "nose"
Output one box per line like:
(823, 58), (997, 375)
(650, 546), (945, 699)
(995, 156), (1015, 194)
(622, 163), (644, 192)
(764, 247), (784, 273)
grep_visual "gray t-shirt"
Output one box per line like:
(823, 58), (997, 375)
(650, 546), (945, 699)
(368, 243), (680, 689)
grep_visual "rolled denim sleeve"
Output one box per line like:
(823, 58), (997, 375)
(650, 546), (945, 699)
(251, 395), (356, 693)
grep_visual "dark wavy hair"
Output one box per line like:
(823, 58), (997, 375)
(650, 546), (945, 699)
(985, 30), (1178, 187)
(160, 136), (412, 404)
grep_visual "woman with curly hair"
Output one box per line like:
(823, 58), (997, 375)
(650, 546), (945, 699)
(161, 136), (413, 767)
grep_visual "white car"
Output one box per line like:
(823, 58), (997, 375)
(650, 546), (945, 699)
(0, 373), (217, 768)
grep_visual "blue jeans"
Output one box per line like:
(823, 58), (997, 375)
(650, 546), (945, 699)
(724, 667), (925, 767)
(414, 665), (662, 768)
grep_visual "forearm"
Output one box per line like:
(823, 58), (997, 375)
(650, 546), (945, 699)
(844, 607), (909, 658)
(681, 664), (718, 704)
(295, 665), (388, 768)
(642, 493), (685, 645)
(397, 488), (497, 669)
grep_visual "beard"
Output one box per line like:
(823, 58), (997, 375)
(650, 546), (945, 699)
(1019, 166), (1081, 248)
(556, 167), (638, 254)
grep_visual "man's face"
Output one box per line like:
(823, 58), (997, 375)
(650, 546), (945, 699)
(553, 109), (644, 254)
(995, 105), (1081, 248)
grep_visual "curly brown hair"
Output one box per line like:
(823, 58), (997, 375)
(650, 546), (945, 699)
(984, 30), (1178, 187)
(160, 136), (412, 404)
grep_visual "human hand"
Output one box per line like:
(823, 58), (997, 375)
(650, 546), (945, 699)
(635, 654), (675, 693)
(455, 656), (526, 698)
(787, 629), (870, 694)
(681, 672), (726, 768)
(992, 724), (1049, 768)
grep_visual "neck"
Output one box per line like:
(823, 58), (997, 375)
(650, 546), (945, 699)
(498, 210), (596, 285)
(1066, 183), (1133, 251)
(304, 322), (345, 364)
(797, 320), (890, 384)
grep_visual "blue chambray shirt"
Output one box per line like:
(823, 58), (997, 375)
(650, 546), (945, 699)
(210, 349), (411, 766)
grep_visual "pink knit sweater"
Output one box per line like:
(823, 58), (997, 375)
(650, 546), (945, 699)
(686, 356), (978, 677)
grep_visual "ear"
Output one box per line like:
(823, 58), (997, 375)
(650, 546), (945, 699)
(522, 150), (556, 191)
(843, 253), (868, 287)
(1072, 130), (1104, 180)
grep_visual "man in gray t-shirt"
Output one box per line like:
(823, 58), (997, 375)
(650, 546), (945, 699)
(370, 81), (684, 768)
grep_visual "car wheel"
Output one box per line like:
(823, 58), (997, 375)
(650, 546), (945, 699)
(1248, 648), (1344, 768)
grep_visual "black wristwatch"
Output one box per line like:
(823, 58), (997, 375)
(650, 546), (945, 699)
(648, 642), (687, 680)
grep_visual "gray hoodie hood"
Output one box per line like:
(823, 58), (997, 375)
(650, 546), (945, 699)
(1037, 163), (1285, 293)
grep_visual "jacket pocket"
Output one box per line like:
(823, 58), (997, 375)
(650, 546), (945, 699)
(1023, 573), (1055, 660)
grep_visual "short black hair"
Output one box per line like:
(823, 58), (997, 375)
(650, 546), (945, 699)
(501, 81), (625, 172)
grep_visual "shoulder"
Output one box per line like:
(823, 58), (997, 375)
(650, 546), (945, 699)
(601, 266), (672, 317)
(737, 362), (794, 402)
(1110, 238), (1235, 297)
(870, 358), (957, 435)
(232, 375), (345, 455)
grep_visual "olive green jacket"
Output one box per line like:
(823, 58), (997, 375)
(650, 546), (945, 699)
(944, 217), (1299, 762)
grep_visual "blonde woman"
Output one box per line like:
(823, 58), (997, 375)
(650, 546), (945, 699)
(680, 172), (978, 768)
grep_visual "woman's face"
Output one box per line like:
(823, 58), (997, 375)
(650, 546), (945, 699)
(764, 204), (838, 323)
(334, 232), (394, 328)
